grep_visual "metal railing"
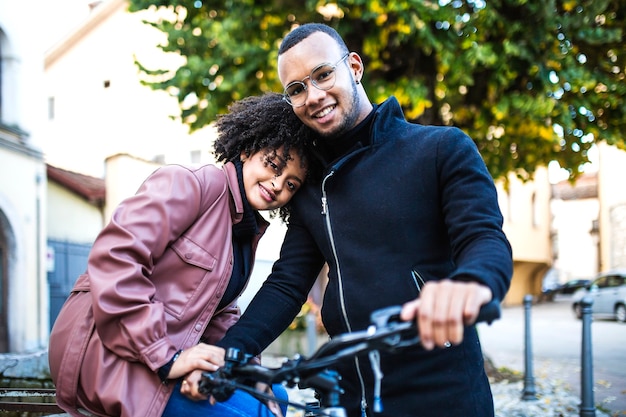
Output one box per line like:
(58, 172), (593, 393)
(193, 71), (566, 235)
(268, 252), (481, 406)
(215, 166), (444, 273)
(0, 387), (63, 413)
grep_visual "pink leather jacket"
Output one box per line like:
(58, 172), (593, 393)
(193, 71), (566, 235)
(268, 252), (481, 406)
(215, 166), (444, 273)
(48, 162), (269, 417)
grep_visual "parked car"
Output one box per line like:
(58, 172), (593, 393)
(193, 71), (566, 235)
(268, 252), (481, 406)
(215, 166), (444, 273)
(571, 271), (626, 322)
(541, 278), (591, 301)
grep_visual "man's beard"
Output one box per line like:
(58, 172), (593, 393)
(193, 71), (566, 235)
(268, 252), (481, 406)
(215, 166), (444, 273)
(321, 84), (361, 140)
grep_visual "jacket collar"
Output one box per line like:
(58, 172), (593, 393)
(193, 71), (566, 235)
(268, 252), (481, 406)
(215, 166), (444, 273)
(223, 160), (269, 233)
(369, 96), (407, 146)
(233, 159), (259, 237)
(223, 161), (244, 221)
(311, 96), (405, 170)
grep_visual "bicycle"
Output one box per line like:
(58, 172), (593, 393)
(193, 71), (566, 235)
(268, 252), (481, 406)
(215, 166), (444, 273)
(199, 300), (501, 417)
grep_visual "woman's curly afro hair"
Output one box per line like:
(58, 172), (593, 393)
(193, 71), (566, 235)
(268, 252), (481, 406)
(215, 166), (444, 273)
(213, 92), (316, 222)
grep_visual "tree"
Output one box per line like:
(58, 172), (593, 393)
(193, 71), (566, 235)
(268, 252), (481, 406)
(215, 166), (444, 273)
(127, 0), (625, 182)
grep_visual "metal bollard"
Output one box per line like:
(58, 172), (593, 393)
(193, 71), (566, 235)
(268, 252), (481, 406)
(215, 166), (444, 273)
(579, 297), (596, 417)
(305, 312), (318, 357)
(522, 294), (538, 400)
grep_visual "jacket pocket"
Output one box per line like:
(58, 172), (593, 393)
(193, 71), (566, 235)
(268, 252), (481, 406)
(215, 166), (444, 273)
(153, 236), (220, 319)
(171, 236), (217, 270)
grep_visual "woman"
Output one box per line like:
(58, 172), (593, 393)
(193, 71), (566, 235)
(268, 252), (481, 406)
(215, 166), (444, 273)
(48, 93), (315, 417)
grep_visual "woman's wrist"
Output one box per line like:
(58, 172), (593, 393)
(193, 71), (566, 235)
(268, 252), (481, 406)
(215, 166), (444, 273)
(157, 349), (183, 383)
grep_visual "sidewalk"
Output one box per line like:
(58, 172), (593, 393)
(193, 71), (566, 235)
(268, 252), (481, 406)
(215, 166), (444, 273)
(282, 378), (612, 417)
(478, 298), (626, 415)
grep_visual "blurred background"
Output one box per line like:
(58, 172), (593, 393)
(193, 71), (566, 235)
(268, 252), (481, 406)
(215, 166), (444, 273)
(1, 0), (625, 354)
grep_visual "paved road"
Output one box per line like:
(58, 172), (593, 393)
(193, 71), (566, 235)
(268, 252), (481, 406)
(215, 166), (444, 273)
(477, 297), (626, 415)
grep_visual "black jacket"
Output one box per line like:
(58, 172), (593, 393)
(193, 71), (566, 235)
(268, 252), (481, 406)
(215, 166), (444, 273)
(219, 97), (512, 417)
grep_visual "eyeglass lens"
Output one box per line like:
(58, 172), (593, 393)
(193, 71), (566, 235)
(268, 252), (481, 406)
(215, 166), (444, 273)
(284, 54), (349, 106)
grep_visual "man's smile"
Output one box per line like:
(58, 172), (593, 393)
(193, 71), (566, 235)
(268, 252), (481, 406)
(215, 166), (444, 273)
(313, 104), (336, 119)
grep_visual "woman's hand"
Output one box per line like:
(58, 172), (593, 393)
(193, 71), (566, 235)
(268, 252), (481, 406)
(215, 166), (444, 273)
(168, 343), (225, 380)
(174, 343), (225, 401)
(179, 371), (285, 417)
(255, 382), (284, 417)
(179, 369), (208, 400)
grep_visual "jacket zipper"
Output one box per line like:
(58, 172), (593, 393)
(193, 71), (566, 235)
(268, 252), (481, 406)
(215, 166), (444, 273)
(321, 170), (369, 416)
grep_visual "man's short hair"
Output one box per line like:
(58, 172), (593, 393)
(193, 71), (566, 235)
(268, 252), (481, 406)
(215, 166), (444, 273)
(279, 23), (349, 56)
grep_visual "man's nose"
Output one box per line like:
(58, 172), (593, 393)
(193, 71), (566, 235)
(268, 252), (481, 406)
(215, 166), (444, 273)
(305, 80), (326, 104)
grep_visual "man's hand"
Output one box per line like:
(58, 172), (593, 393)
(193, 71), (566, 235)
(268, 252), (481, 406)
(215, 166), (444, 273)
(400, 279), (492, 350)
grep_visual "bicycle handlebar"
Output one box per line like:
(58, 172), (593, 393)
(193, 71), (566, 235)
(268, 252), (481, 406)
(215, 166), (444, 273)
(309, 298), (500, 361)
(199, 300), (501, 412)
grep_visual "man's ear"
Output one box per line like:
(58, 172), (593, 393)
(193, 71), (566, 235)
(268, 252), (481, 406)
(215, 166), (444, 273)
(348, 52), (364, 82)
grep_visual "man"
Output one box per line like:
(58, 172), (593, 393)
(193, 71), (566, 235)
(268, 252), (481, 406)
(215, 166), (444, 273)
(213, 23), (512, 417)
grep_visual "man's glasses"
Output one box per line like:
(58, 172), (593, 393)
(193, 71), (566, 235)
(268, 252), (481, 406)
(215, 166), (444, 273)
(282, 53), (350, 107)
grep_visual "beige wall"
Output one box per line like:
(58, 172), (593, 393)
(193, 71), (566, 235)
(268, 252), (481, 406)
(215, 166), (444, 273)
(498, 167), (553, 305)
(598, 143), (626, 271)
(104, 153), (162, 221)
(47, 181), (104, 243)
(550, 197), (599, 281)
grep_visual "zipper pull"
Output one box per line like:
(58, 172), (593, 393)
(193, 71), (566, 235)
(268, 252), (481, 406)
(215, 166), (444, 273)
(321, 171), (334, 216)
(411, 269), (425, 293)
(369, 350), (384, 413)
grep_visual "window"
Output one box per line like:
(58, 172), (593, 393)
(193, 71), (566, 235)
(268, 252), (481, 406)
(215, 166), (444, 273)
(607, 275), (625, 288)
(531, 191), (540, 227)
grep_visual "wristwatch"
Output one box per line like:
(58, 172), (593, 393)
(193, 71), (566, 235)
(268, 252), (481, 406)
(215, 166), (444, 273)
(157, 349), (183, 383)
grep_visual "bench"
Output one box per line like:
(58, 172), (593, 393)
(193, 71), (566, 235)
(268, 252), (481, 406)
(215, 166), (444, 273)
(0, 387), (64, 414)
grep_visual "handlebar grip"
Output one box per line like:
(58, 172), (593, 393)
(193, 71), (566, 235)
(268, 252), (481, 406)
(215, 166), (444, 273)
(476, 299), (501, 325)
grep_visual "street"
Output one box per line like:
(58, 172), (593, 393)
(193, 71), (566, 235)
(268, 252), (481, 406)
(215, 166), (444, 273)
(477, 297), (626, 415)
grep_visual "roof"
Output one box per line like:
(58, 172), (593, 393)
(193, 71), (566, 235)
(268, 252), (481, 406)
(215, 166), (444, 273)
(47, 164), (105, 206)
(551, 171), (598, 200)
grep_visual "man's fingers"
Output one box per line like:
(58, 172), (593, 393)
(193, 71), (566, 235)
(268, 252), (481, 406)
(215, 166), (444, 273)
(400, 298), (420, 321)
(401, 280), (492, 350)
(462, 284), (493, 325)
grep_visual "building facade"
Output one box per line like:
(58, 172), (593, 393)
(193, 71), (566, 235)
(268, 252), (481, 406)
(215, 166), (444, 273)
(0, 0), (49, 352)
